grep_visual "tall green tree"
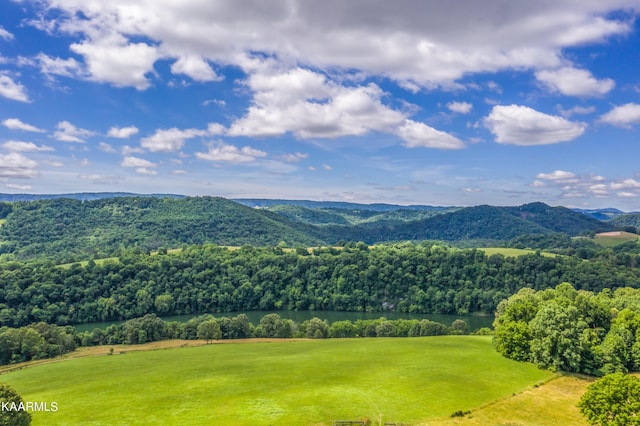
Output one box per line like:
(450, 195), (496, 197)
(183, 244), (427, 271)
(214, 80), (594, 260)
(579, 373), (640, 426)
(197, 320), (221, 344)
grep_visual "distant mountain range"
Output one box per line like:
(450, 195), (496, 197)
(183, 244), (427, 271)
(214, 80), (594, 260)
(0, 195), (632, 262)
(0, 192), (184, 202)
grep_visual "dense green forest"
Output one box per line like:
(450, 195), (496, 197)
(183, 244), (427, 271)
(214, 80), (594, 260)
(494, 283), (640, 375)
(0, 196), (624, 263)
(0, 197), (322, 262)
(0, 242), (639, 328)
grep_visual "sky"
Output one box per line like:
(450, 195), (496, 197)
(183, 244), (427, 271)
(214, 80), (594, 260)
(1, 1), (640, 209)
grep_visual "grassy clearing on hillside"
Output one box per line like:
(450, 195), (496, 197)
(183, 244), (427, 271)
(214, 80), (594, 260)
(479, 247), (557, 258)
(1, 337), (552, 426)
(594, 231), (639, 247)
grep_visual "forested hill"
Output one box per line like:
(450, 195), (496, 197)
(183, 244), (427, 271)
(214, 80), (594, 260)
(300, 203), (616, 243)
(0, 196), (621, 262)
(0, 197), (322, 262)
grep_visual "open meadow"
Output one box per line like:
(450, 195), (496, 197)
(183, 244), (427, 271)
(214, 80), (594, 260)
(0, 336), (556, 425)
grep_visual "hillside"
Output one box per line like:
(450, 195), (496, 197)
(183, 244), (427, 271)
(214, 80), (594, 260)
(0, 196), (622, 262)
(610, 212), (640, 230)
(267, 204), (455, 227)
(505, 202), (616, 235)
(235, 198), (453, 211)
(0, 196), (322, 262)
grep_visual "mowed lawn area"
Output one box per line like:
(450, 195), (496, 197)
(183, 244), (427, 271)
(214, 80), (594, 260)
(2, 336), (553, 425)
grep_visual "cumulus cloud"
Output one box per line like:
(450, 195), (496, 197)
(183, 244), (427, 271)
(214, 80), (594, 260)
(2, 118), (45, 133)
(107, 125), (139, 139)
(228, 67), (405, 139)
(2, 141), (54, 152)
(447, 101), (473, 114)
(397, 120), (464, 149)
(24, 1), (635, 89)
(0, 153), (38, 179)
(53, 121), (95, 143)
(0, 74), (29, 102)
(35, 53), (84, 79)
(171, 56), (223, 82)
(196, 143), (267, 163)
(598, 103), (640, 127)
(141, 127), (211, 152)
(532, 170), (640, 199)
(611, 178), (640, 190)
(70, 35), (160, 90)
(536, 170), (578, 182)
(99, 142), (117, 153)
(536, 67), (615, 96)
(484, 105), (586, 145)
(121, 156), (157, 168)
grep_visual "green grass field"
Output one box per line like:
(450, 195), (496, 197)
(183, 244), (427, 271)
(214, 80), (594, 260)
(594, 231), (639, 247)
(479, 247), (557, 258)
(1, 337), (554, 425)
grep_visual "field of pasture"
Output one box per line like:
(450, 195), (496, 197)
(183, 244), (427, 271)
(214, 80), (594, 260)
(0, 336), (556, 425)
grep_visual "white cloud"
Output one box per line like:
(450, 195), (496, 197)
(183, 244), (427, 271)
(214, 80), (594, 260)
(6, 183), (33, 191)
(122, 145), (144, 155)
(558, 105), (596, 118)
(0, 74), (29, 102)
(618, 192), (639, 198)
(121, 156), (157, 168)
(447, 101), (473, 114)
(53, 121), (95, 143)
(279, 152), (308, 163)
(0, 26), (14, 41)
(141, 127), (209, 152)
(598, 103), (640, 127)
(1, 118), (45, 133)
(107, 125), (139, 139)
(397, 119), (465, 150)
(484, 105), (586, 145)
(228, 67), (405, 139)
(536, 170), (577, 182)
(135, 167), (158, 175)
(322, 164), (332, 171)
(29, 1), (635, 90)
(536, 67), (614, 96)
(0, 153), (38, 179)
(2, 141), (54, 152)
(196, 143), (267, 163)
(611, 178), (640, 190)
(99, 142), (117, 153)
(171, 56), (222, 82)
(35, 53), (84, 79)
(78, 174), (120, 184)
(70, 35), (160, 90)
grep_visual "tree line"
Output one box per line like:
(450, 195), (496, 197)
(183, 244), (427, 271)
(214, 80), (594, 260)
(0, 242), (639, 328)
(0, 313), (475, 366)
(494, 283), (640, 375)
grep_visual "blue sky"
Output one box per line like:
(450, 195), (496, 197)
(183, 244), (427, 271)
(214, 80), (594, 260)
(1, 1), (640, 209)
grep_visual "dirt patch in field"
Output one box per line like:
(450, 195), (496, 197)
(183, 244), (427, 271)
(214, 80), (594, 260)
(0, 338), (310, 374)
